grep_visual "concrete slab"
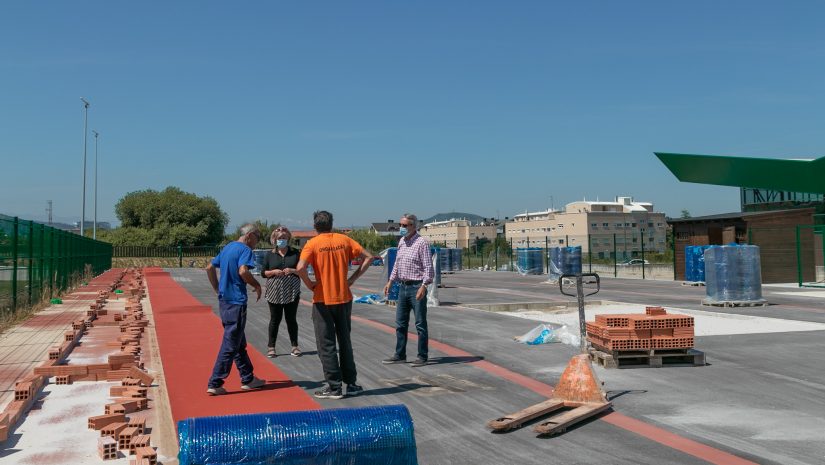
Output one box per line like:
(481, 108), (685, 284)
(494, 302), (825, 337)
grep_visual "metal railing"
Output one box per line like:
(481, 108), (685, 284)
(0, 214), (112, 314)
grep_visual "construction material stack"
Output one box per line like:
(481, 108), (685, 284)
(586, 307), (705, 368)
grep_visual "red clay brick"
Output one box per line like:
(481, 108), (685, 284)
(101, 422), (128, 438)
(128, 367), (154, 387)
(88, 413), (127, 430)
(98, 436), (118, 460)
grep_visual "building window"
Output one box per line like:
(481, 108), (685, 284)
(591, 223), (597, 228)
(558, 239), (564, 244)
(602, 223), (609, 227)
(557, 224), (564, 228)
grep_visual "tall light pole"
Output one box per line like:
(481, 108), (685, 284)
(80, 97), (90, 236)
(92, 130), (99, 239)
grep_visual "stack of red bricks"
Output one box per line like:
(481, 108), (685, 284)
(586, 306), (695, 351)
(0, 268), (160, 462)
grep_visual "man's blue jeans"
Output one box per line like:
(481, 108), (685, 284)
(394, 283), (428, 361)
(208, 301), (255, 388)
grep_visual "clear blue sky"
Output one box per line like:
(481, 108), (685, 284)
(3, 1), (825, 230)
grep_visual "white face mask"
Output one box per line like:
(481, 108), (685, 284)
(276, 239), (288, 248)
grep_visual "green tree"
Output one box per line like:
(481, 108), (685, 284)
(347, 229), (395, 254)
(226, 220), (281, 246)
(680, 209), (692, 219)
(101, 186), (228, 246)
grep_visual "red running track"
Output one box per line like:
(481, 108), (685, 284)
(144, 268), (318, 425)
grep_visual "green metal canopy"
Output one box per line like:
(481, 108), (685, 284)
(655, 152), (825, 194)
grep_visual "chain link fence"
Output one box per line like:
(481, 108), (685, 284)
(0, 214), (112, 315)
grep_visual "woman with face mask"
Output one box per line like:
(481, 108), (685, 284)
(260, 227), (302, 357)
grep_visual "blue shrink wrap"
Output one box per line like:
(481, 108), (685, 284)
(178, 404), (418, 465)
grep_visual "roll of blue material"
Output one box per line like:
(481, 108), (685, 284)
(516, 248), (543, 275)
(386, 247), (400, 301)
(178, 405), (418, 465)
(450, 248), (462, 271)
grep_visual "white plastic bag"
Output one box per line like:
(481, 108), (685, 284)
(515, 323), (580, 347)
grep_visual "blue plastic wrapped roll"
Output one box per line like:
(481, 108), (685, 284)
(547, 246), (582, 280)
(385, 247), (400, 301)
(685, 245), (712, 282)
(704, 245), (763, 303)
(516, 248), (543, 275)
(178, 405), (418, 465)
(450, 248), (462, 271)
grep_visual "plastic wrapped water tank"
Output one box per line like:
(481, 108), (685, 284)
(547, 246), (583, 281)
(684, 245), (712, 282)
(704, 245), (765, 304)
(178, 405), (418, 465)
(516, 248), (543, 275)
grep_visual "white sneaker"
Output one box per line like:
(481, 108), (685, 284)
(207, 386), (227, 396)
(241, 377), (266, 390)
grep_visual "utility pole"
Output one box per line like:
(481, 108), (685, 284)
(46, 200), (53, 225)
(92, 130), (99, 239)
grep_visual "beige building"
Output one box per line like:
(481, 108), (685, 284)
(419, 218), (498, 248)
(505, 197), (667, 258)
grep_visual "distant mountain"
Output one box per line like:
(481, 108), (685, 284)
(422, 212), (488, 224)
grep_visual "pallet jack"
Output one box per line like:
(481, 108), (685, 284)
(488, 273), (612, 435)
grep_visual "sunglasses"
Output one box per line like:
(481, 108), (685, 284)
(399, 223), (413, 227)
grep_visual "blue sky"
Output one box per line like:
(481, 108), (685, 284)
(3, 1), (825, 230)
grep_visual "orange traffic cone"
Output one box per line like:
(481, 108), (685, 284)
(551, 354), (608, 404)
(488, 354), (611, 435)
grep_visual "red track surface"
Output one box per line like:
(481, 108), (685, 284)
(144, 268), (318, 425)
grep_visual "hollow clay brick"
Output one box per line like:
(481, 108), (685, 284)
(88, 413), (127, 430)
(128, 367), (154, 387)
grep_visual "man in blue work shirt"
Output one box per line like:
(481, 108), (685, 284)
(205, 224), (266, 395)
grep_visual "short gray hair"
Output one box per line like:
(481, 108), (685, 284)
(239, 223), (260, 239)
(402, 213), (417, 224)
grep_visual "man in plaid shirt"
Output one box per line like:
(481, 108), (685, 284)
(382, 213), (434, 367)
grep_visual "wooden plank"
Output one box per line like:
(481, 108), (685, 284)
(533, 402), (611, 435)
(487, 399), (567, 431)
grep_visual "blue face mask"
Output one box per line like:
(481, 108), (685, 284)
(276, 239), (288, 248)
(398, 227), (408, 236)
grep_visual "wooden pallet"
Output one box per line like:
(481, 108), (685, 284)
(701, 299), (767, 308)
(589, 347), (706, 369)
(681, 281), (705, 287)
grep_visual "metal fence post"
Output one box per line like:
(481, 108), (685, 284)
(178, 244), (183, 268)
(39, 223), (45, 301)
(11, 217), (19, 312)
(588, 234), (592, 273)
(27, 220), (34, 305)
(613, 233), (617, 278)
(796, 225), (802, 287)
(641, 229), (645, 280)
(671, 229), (677, 281)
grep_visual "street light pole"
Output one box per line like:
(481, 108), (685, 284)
(92, 130), (99, 239)
(80, 97), (90, 236)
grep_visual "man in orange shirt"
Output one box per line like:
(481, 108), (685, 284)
(297, 210), (373, 399)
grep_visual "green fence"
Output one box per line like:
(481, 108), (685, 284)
(0, 214), (112, 314)
(112, 245), (223, 268)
